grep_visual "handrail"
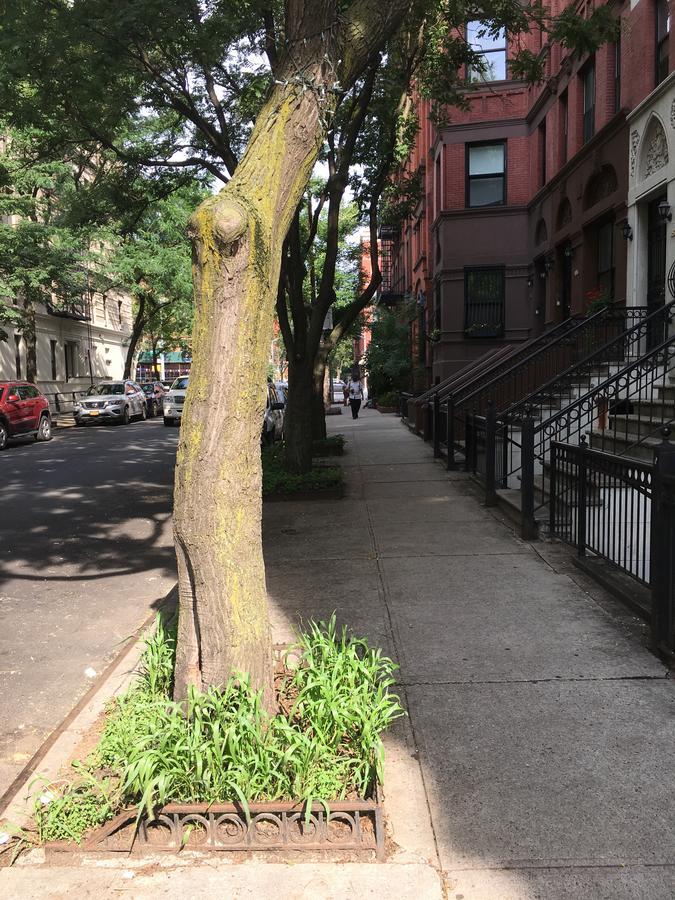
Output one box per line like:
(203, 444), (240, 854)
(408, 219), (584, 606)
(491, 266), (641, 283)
(435, 315), (584, 406)
(414, 346), (512, 405)
(532, 335), (675, 443)
(454, 303), (643, 412)
(500, 299), (675, 419)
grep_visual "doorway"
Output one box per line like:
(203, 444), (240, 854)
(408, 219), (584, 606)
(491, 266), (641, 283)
(646, 195), (667, 348)
(560, 244), (573, 319)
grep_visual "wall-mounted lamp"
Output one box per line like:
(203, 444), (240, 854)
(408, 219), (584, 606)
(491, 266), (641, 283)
(658, 199), (672, 222)
(620, 221), (633, 241)
(527, 275), (534, 288)
(544, 255), (555, 273)
(563, 244), (574, 258)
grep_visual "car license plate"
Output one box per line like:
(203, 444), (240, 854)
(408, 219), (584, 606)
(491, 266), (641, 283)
(89, 410), (99, 416)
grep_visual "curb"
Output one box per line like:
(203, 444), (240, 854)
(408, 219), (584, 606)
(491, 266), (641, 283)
(0, 586), (177, 826)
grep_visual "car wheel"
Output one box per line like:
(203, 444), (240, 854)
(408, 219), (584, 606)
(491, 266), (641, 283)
(35, 414), (52, 442)
(121, 406), (130, 426)
(0, 422), (7, 450)
(140, 404), (147, 421)
(163, 417), (174, 427)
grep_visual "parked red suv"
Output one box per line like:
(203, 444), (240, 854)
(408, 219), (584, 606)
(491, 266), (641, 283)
(0, 381), (52, 450)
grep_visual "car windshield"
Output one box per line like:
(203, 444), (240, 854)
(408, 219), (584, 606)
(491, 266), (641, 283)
(88, 383), (124, 396)
(171, 377), (189, 390)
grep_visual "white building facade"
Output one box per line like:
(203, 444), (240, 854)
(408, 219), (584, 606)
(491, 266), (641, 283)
(625, 74), (675, 313)
(0, 287), (133, 401)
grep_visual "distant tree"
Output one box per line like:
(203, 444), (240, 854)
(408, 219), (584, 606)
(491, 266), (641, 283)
(0, 131), (96, 380)
(364, 305), (413, 398)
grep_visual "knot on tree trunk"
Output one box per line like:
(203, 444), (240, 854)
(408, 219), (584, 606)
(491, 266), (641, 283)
(189, 196), (249, 258)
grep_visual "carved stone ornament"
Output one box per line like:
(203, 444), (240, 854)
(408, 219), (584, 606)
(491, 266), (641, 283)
(644, 120), (669, 177)
(671, 99), (675, 129)
(630, 130), (640, 177)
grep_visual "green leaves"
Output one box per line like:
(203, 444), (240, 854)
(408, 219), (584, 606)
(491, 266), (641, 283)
(34, 614), (404, 844)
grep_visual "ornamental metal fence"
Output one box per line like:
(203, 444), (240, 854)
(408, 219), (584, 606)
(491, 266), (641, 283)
(548, 431), (675, 655)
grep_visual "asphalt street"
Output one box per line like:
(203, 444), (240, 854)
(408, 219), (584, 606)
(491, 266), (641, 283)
(0, 417), (178, 797)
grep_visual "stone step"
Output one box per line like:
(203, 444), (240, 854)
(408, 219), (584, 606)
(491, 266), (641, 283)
(608, 413), (675, 440)
(589, 431), (659, 463)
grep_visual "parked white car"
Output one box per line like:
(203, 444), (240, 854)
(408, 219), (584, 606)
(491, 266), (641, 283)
(163, 376), (188, 426)
(74, 381), (146, 426)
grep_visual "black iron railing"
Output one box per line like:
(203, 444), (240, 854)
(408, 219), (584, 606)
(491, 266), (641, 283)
(443, 304), (653, 469)
(548, 433), (675, 654)
(399, 392), (413, 423)
(500, 300), (674, 421)
(550, 438), (653, 584)
(43, 390), (87, 419)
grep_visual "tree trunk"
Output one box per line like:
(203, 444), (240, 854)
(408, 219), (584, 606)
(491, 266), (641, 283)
(123, 294), (146, 379)
(283, 356), (314, 474)
(22, 299), (37, 383)
(311, 352), (328, 440)
(172, 74), (328, 703)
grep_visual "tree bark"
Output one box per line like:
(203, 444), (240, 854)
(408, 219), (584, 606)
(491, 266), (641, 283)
(123, 293), (146, 379)
(311, 350), (328, 440)
(172, 62), (331, 703)
(283, 356), (314, 473)
(22, 299), (37, 383)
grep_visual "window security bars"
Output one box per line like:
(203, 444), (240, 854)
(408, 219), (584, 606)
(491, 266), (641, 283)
(464, 268), (504, 337)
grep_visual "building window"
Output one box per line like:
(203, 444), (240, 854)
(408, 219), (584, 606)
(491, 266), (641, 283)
(560, 91), (568, 166)
(539, 119), (547, 187)
(64, 341), (78, 381)
(656, 0), (670, 86)
(50, 339), (58, 381)
(467, 22), (507, 82)
(434, 281), (441, 332)
(597, 220), (615, 299)
(14, 334), (21, 379)
(614, 39), (621, 114)
(464, 268), (505, 338)
(582, 62), (595, 144)
(466, 142), (506, 208)
(435, 153), (442, 219)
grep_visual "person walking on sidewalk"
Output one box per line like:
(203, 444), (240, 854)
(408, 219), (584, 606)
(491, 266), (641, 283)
(348, 376), (364, 419)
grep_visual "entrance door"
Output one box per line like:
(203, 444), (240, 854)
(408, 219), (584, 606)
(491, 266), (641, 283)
(647, 195), (667, 349)
(560, 246), (572, 319)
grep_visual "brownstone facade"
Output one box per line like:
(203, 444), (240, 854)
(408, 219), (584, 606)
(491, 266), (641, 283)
(387, 0), (675, 388)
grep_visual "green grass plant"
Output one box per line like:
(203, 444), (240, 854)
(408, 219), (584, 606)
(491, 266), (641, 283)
(262, 444), (342, 495)
(33, 615), (403, 844)
(311, 434), (346, 457)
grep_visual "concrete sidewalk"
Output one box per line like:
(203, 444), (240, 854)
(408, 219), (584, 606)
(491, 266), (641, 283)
(3, 409), (675, 898)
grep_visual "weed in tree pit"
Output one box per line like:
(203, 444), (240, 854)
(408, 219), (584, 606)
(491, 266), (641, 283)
(30, 615), (404, 844)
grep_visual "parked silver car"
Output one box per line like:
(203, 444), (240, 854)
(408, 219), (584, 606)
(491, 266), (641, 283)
(163, 376), (188, 426)
(74, 381), (147, 426)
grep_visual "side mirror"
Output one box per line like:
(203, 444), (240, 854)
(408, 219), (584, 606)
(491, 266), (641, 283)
(7, 393), (20, 402)
(271, 401), (285, 411)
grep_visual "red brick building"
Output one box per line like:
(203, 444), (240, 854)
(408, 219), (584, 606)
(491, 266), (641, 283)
(386, 0), (675, 388)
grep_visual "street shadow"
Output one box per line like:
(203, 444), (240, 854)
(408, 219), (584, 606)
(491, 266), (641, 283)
(0, 420), (178, 587)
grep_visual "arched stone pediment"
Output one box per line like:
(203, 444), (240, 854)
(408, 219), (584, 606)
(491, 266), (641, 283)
(639, 115), (669, 180)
